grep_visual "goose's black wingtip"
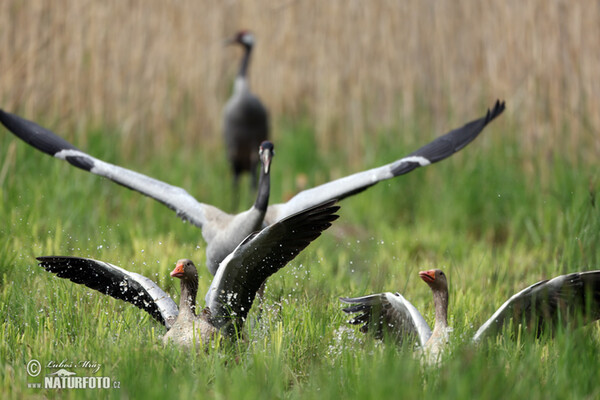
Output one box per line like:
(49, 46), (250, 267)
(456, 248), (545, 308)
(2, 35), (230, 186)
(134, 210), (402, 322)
(36, 256), (60, 272)
(36, 256), (86, 270)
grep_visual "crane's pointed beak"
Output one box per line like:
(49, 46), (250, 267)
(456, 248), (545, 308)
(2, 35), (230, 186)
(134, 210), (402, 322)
(259, 141), (274, 175)
(262, 153), (272, 174)
(419, 269), (436, 283)
(260, 148), (273, 174)
(170, 262), (185, 278)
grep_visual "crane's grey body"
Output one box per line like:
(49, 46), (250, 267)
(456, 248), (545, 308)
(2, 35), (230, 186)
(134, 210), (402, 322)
(201, 204), (265, 274)
(0, 101), (504, 275)
(224, 31), (269, 188)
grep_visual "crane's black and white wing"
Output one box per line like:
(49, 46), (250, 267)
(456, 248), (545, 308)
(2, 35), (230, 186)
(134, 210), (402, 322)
(473, 270), (600, 342)
(341, 292), (432, 347)
(205, 200), (340, 333)
(265, 100), (505, 224)
(0, 110), (208, 228)
(37, 256), (179, 329)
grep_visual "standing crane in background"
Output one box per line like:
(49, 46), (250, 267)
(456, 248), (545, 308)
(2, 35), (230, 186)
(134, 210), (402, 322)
(223, 30), (270, 195)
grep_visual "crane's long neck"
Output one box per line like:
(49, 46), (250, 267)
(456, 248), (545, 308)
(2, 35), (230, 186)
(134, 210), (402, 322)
(253, 159), (271, 212)
(238, 44), (252, 78)
(432, 289), (449, 332)
(178, 278), (198, 317)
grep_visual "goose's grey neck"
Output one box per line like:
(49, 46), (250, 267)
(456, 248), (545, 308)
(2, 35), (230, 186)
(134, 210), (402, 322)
(432, 288), (449, 330)
(179, 277), (198, 316)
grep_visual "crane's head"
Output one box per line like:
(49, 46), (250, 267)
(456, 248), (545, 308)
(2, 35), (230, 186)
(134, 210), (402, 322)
(226, 30), (255, 48)
(259, 141), (274, 174)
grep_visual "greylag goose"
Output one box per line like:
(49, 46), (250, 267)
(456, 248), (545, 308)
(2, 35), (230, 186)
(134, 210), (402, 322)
(341, 269), (450, 359)
(37, 200), (340, 346)
(0, 101), (504, 275)
(223, 30), (269, 190)
(341, 269), (600, 356)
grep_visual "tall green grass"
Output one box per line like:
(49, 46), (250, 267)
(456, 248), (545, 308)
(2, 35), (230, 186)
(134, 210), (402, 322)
(0, 111), (598, 399)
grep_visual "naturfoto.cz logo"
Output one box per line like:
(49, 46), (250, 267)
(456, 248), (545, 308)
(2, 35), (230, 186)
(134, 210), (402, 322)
(26, 359), (121, 390)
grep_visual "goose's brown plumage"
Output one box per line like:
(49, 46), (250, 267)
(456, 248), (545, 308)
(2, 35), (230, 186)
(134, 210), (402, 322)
(162, 259), (218, 346)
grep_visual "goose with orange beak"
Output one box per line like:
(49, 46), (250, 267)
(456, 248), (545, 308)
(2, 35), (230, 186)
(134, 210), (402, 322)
(37, 201), (339, 347)
(342, 268), (600, 360)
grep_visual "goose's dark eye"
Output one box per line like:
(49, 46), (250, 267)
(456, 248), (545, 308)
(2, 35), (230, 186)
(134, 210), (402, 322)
(440, 272), (445, 276)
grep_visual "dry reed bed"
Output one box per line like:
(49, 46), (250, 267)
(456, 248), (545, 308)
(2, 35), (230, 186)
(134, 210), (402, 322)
(0, 0), (598, 164)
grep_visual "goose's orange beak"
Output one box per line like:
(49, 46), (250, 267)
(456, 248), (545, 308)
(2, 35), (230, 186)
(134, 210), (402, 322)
(419, 269), (436, 283)
(170, 262), (185, 278)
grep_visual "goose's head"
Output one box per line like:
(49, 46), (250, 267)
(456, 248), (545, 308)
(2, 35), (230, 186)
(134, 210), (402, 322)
(419, 269), (448, 293)
(170, 259), (198, 282)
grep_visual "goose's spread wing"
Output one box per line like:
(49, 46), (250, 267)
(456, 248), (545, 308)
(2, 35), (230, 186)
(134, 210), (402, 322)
(473, 270), (600, 342)
(0, 110), (209, 229)
(341, 292), (432, 347)
(37, 256), (179, 329)
(265, 100), (505, 224)
(205, 200), (340, 333)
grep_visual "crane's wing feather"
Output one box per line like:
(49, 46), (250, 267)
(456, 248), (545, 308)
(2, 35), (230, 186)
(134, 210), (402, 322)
(37, 256), (179, 329)
(0, 110), (208, 228)
(341, 292), (432, 347)
(205, 200), (339, 334)
(265, 100), (505, 224)
(473, 270), (600, 342)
